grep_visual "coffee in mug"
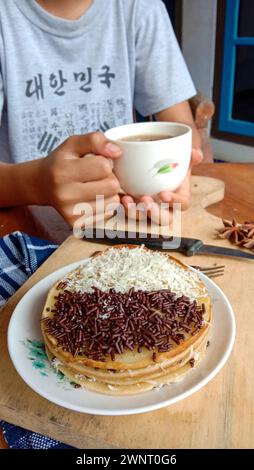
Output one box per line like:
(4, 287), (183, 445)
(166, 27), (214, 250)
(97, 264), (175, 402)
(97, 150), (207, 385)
(119, 134), (172, 142)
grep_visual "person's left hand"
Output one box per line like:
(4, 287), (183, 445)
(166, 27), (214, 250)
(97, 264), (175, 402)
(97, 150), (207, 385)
(121, 148), (203, 225)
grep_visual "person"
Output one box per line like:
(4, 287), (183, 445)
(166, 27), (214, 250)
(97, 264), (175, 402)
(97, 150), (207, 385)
(0, 0), (202, 228)
(0, 0), (203, 449)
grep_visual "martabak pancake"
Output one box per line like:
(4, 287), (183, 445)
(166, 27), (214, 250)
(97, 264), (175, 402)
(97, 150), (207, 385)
(41, 246), (211, 394)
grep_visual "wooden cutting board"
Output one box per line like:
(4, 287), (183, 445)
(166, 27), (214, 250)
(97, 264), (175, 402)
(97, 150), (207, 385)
(1, 176), (254, 449)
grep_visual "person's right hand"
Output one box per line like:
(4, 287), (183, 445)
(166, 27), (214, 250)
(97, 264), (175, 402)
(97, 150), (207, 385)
(37, 132), (122, 227)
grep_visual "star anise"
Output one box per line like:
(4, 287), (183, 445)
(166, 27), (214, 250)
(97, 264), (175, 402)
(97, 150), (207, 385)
(236, 237), (254, 250)
(240, 221), (254, 238)
(217, 218), (254, 252)
(218, 219), (244, 244)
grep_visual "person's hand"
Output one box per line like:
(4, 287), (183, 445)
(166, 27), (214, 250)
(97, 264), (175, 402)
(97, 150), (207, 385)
(121, 148), (203, 226)
(36, 132), (122, 227)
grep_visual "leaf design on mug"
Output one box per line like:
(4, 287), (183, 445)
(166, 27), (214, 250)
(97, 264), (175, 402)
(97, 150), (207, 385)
(157, 163), (178, 174)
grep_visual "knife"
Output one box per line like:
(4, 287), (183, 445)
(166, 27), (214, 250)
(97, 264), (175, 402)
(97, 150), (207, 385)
(82, 228), (254, 260)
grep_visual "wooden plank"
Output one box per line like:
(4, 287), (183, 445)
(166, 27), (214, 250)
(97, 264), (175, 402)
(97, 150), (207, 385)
(0, 206), (47, 240)
(193, 163), (254, 222)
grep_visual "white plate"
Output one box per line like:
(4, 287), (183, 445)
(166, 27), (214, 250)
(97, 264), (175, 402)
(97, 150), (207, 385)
(8, 260), (236, 416)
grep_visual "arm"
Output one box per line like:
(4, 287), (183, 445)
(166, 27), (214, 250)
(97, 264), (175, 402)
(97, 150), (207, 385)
(0, 160), (43, 207)
(0, 133), (122, 226)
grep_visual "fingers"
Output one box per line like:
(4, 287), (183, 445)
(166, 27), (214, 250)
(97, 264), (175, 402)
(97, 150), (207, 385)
(138, 195), (154, 210)
(57, 133), (122, 184)
(138, 196), (173, 226)
(121, 195), (134, 206)
(157, 191), (190, 210)
(191, 148), (203, 166)
(122, 195), (173, 226)
(71, 155), (114, 183)
(121, 195), (150, 222)
(55, 174), (121, 205)
(158, 171), (191, 211)
(149, 204), (173, 226)
(61, 194), (120, 227)
(59, 132), (122, 160)
(80, 174), (121, 200)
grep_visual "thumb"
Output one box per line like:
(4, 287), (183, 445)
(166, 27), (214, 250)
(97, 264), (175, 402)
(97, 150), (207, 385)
(60, 131), (122, 159)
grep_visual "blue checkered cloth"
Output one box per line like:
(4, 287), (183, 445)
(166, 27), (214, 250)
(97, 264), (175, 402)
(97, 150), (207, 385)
(0, 231), (73, 449)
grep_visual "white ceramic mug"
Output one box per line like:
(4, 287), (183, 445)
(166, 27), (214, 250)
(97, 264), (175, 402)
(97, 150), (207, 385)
(105, 122), (192, 197)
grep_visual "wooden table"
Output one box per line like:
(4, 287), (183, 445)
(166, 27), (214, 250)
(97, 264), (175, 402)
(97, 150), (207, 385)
(0, 163), (254, 449)
(1, 163), (253, 242)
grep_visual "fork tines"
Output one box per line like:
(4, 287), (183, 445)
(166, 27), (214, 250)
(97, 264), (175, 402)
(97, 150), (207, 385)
(191, 265), (225, 278)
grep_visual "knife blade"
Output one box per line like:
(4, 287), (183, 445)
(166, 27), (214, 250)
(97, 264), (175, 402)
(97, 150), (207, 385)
(194, 243), (254, 260)
(82, 228), (254, 260)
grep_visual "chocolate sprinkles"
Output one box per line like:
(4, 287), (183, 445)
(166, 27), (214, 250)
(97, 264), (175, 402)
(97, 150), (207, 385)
(189, 358), (195, 368)
(43, 288), (205, 361)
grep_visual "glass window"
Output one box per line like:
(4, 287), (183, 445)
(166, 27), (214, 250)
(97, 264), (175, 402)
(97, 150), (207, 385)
(213, 0), (254, 140)
(232, 46), (254, 123)
(238, 0), (254, 37)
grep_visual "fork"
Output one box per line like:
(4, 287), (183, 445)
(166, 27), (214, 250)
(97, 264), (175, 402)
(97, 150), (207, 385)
(191, 265), (225, 278)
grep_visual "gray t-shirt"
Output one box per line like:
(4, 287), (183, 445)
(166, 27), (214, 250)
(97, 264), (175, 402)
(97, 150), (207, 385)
(0, 0), (196, 163)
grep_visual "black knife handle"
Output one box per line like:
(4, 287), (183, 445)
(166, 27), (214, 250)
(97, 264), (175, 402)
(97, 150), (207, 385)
(177, 238), (203, 256)
(83, 230), (203, 257)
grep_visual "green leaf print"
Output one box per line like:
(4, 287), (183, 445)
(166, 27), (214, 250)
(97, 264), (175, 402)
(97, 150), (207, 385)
(157, 164), (173, 174)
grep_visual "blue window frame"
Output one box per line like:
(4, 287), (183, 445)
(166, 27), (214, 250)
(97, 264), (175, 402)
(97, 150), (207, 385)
(219, 0), (254, 137)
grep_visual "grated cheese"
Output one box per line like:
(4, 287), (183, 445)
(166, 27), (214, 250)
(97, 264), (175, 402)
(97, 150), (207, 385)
(193, 351), (200, 361)
(63, 246), (207, 301)
(107, 384), (117, 390)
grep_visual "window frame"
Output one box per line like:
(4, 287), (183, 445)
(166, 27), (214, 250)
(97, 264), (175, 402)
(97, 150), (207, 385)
(212, 0), (254, 145)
